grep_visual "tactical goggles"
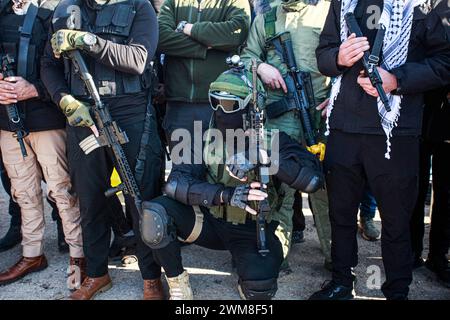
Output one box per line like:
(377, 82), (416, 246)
(209, 92), (252, 114)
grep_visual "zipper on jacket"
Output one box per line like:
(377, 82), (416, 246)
(188, 2), (195, 101)
(189, 0), (203, 101)
(197, 0), (202, 22)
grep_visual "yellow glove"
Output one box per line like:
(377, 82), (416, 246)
(307, 142), (326, 162)
(51, 29), (89, 58)
(59, 95), (95, 127)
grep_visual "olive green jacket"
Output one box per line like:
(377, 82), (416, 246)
(241, 0), (331, 134)
(158, 0), (251, 103)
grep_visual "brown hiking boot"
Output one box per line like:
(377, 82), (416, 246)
(0, 255), (48, 286)
(69, 274), (112, 300)
(68, 257), (87, 291)
(143, 278), (165, 300)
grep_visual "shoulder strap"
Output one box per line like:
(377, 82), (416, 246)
(263, 6), (278, 39)
(369, 24), (385, 67)
(17, 2), (39, 77)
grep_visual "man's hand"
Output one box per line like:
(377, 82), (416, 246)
(315, 98), (330, 118)
(0, 73), (17, 105)
(337, 33), (370, 68)
(183, 23), (194, 36)
(226, 182), (268, 216)
(357, 67), (398, 97)
(257, 63), (287, 93)
(2, 76), (38, 102)
(51, 29), (88, 58)
(59, 95), (95, 128)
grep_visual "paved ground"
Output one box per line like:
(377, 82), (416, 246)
(0, 180), (449, 300)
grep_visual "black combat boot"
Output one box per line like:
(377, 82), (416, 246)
(109, 233), (137, 260)
(309, 280), (355, 300)
(425, 256), (450, 288)
(0, 207), (22, 252)
(292, 230), (305, 244)
(0, 224), (22, 252)
(56, 218), (69, 253)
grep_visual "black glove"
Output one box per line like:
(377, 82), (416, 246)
(221, 183), (268, 216)
(226, 153), (257, 180)
(226, 150), (270, 180)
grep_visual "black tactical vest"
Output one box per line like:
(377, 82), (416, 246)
(0, 1), (55, 82)
(52, 0), (150, 98)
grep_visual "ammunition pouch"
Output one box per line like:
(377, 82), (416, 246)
(265, 96), (295, 119)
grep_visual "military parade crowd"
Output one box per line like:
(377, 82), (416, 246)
(0, 0), (449, 301)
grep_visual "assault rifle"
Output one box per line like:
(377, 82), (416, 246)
(267, 32), (325, 160)
(250, 58), (270, 256)
(344, 12), (391, 112)
(66, 50), (143, 213)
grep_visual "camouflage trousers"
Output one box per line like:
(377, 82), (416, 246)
(266, 110), (331, 263)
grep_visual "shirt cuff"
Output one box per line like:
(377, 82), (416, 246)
(324, 47), (348, 77)
(390, 67), (405, 95)
(88, 36), (107, 57)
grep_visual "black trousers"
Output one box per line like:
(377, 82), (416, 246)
(429, 142), (450, 261)
(66, 112), (164, 279)
(411, 140), (450, 262)
(325, 130), (419, 299)
(293, 192), (306, 232)
(163, 102), (213, 161)
(151, 196), (284, 282)
(410, 140), (433, 259)
(0, 155), (21, 224)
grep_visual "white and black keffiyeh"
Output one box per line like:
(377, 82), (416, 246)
(325, 0), (428, 159)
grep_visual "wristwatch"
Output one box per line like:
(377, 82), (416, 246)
(175, 21), (188, 33)
(82, 33), (97, 47)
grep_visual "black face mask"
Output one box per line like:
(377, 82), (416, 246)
(214, 107), (247, 139)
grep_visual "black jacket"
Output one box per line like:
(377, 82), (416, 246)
(316, 0), (450, 136)
(0, 1), (66, 132)
(423, 85), (450, 142)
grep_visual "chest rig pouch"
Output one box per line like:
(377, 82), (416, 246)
(62, 0), (146, 97)
(262, 6), (296, 120)
(204, 134), (276, 225)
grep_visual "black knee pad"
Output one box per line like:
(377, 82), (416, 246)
(140, 201), (176, 249)
(238, 278), (278, 300)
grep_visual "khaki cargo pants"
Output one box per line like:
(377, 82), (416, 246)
(0, 129), (83, 258)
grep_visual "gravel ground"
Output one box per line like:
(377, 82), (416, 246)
(0, 180), (449, 300)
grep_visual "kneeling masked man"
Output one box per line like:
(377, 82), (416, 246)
(141, 63), (324, 300)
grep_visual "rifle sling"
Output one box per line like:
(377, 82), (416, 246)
(134, 100), (152, 186)
(18, 3), (39, 78)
